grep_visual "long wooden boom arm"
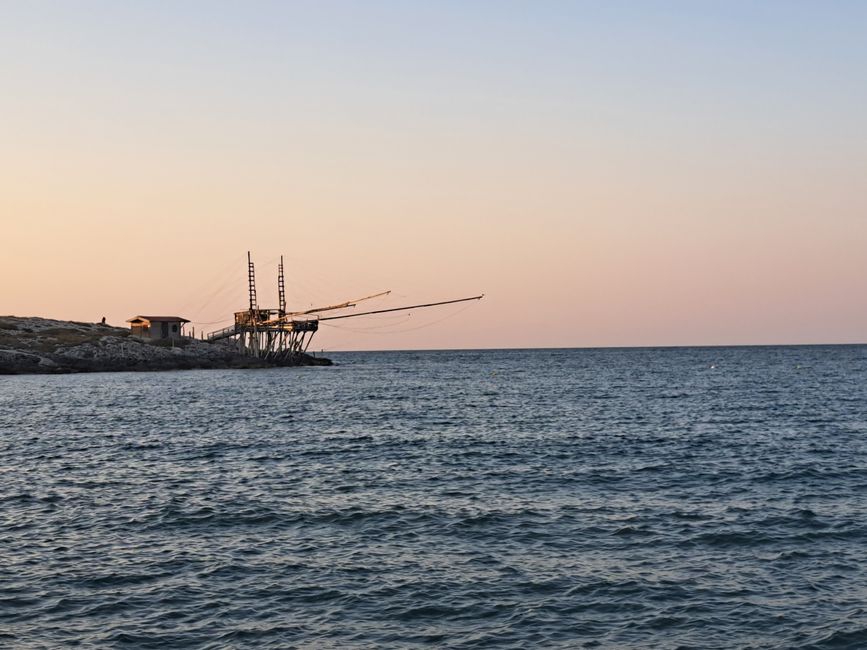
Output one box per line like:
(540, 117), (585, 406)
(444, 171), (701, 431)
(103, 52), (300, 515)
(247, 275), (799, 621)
(259, 290), (392, 326)
(297, 290), (392, 316)
(319, 294), (484, 321)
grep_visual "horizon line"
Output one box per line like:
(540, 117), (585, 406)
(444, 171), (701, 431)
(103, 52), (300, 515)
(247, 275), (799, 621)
(321, 342), (867, 354)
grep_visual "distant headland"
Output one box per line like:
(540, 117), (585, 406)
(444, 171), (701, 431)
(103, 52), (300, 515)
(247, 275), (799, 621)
(0, 316), (332, 375)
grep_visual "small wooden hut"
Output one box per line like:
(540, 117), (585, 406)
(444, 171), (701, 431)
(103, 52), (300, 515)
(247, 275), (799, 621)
(127, 316), (189, 341)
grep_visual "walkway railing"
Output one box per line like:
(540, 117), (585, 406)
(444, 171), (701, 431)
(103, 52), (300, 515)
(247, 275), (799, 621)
(206, 324), (237, 342)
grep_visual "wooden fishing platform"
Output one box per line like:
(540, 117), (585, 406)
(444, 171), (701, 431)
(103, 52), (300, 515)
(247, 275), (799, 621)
(206, 252), (482, 363)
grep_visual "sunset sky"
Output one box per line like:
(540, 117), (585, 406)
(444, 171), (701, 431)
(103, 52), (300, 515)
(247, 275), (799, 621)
(2, 1), (865, 350)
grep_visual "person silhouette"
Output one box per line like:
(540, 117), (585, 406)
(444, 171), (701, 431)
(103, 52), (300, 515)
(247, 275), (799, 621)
(101, 316), (106, 325)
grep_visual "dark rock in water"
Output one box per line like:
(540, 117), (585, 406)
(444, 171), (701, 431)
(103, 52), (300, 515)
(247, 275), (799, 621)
(275, 354), (333, 367)
(0, 316), (332, 374)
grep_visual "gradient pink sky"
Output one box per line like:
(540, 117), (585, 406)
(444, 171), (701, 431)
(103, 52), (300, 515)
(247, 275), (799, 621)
(2, 2), (866, 350)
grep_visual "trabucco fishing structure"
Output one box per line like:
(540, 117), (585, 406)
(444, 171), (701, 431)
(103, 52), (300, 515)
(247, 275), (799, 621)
(206, 252), (483, 362)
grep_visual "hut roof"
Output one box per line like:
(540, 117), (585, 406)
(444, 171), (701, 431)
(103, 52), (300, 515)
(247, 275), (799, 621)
(126, 316), (190, 324)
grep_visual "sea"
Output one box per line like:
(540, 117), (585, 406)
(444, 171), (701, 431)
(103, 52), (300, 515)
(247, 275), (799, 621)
(2, 346), (866, 649)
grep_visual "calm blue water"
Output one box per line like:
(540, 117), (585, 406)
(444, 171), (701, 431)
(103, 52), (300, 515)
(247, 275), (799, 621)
(2, 347), (867, 648)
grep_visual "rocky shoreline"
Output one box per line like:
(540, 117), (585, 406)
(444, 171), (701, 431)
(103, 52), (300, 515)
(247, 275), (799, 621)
(0, 316), (331, 374)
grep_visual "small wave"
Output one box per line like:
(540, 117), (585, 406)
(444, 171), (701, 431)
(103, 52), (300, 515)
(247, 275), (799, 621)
(71, 572), (163, 590)
(686, 530), (775, 548)
(802, 625), (867, 649)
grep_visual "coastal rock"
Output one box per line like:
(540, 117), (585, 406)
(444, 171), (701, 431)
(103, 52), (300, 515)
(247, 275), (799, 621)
(0, 316), (332, 374)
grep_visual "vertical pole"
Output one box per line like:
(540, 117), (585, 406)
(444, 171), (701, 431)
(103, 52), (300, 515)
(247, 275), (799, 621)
(278, 255), (286, 316)
(247, 251), (259, 358)
(247, 251), (258, 312)
(277, 254), (287, 358)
